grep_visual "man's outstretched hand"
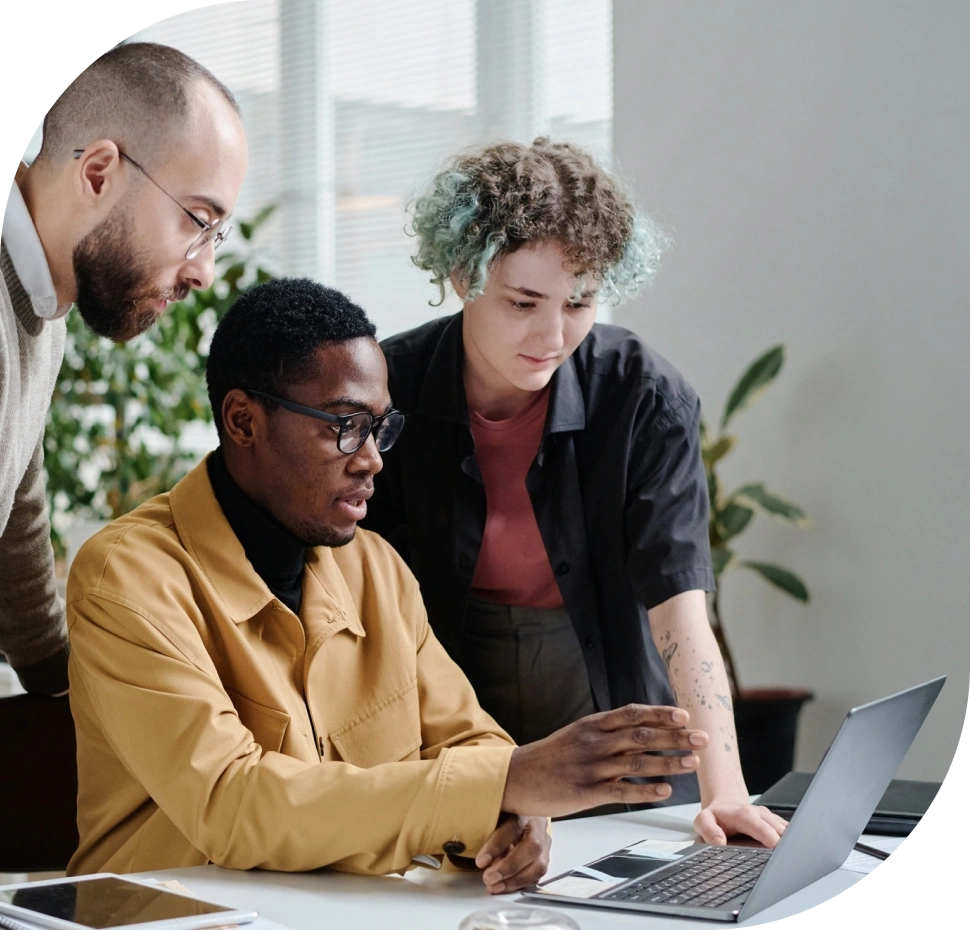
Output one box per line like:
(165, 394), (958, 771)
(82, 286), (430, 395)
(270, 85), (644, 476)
(502, 704), (708, 818)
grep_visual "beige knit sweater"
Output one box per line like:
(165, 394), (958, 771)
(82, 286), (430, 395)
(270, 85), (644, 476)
(0, 241), (70, 693)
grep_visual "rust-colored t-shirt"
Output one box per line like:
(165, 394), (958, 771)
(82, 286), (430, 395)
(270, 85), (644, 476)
(469, 389), (564, 608)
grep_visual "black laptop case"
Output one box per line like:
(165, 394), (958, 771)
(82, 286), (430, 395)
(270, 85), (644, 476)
(758, 771), (940, 836)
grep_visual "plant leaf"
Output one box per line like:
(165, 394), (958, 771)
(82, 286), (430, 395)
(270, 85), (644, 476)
(711, 545), (736, 577)
(238, 205), (276, 241)
(721, 344), (785, 429)
(707, 467), (720, 512)
(249, 204), (276, 230)
(716, 502), (754, 542)
(222, 261), (247, 289)
(702, 434), (737, 468)
(741, 561), (810, 601)
(733, 483), (811, 526)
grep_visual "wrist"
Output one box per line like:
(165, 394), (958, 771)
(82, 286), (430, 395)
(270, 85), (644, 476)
(500, 746), (525, 814)
(698, 770), (751, 808)
(446, 852), (481, 871)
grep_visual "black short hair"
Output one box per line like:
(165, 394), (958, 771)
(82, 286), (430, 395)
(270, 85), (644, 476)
(206, 278), (378, 441)
(36, 42), (239, 170)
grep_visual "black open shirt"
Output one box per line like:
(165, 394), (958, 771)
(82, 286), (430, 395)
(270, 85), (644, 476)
(363, 313), (715, 798)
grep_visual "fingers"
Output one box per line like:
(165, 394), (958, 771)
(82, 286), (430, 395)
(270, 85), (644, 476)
(502, 706), (708, 819)
(741, 808), (785, 849)
(694, 808), (728, 846)
(595, 704), (690, 732)
(762, 808), (789, 835)
(481, 818), (551, 894)
(693, 804), (789, 849)
(583, 778), (675, 807)
(572, 716), (707, 761)
(486, 851), (550, 894)
(614, 725), (708, 754)
(589, 749), (702, 783)
(475, 815), (526, 869)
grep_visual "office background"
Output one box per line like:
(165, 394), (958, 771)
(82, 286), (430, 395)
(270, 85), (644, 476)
(7, 0), (967, 784)
(613, 0), (969, 782)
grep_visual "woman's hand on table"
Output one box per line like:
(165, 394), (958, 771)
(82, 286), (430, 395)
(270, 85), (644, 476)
(694, 800), (789, 848)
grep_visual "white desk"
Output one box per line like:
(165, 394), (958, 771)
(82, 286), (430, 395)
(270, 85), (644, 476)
(138, 802), (867, 929)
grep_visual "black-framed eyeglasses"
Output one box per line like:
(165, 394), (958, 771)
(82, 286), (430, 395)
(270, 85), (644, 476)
(73, 146), (232, 260)
(245, 389), (406, 455)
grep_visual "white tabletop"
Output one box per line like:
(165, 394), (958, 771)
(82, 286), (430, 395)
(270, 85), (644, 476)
(138, 803), (864, 929)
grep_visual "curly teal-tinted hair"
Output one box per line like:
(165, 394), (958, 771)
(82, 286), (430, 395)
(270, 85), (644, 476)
(409, 138), (670, 306)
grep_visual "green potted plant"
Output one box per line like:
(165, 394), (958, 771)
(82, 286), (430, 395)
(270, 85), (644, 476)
(701, 344), (813, 793)
(46, 206), (276, 561)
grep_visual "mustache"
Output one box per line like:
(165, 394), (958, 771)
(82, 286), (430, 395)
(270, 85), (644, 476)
(137, 283), (191, 305)
(168, 283), (191, 303)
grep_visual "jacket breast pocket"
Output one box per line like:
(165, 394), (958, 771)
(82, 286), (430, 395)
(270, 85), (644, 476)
(226, 688), (290, 755)
(329, 679), (422, 767)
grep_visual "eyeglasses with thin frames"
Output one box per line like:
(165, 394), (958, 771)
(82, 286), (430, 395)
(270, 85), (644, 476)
(72, 146), (232, 260)
(245, 389), (406, 455)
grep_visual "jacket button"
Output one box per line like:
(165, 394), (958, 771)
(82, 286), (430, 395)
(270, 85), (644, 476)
(458, 553), (471, 571)
(555, 561), (570, 576)
(443, 840), (466, 856)
(585, 636), (595, 650)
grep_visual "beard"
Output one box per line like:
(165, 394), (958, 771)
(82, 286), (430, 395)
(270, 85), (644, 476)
(291, 522), (357, 549)
(72, 202), (187, 342)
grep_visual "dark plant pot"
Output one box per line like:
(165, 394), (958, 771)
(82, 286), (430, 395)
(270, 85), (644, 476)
(734, 688), (814, 795)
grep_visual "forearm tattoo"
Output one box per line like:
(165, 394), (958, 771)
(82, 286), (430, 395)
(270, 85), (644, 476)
(662, 641), (678, 676)
(660, 630), (738, 755)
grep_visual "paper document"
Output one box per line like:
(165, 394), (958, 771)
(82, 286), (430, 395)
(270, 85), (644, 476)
(624, 839), (694, 860)
(536, 876), (619, 898)
(570, 865), (623, 883)
(841, 836), (903, 874)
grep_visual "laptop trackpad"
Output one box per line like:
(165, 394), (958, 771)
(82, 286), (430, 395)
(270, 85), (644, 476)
(586, 855), (673, 880)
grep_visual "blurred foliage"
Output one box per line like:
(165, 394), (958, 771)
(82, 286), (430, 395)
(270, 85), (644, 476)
(701, 345), (811, 696)
(45, 206), (276, 557)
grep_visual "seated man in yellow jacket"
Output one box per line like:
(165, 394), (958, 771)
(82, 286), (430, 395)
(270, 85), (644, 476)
(66, 277), (713, 890)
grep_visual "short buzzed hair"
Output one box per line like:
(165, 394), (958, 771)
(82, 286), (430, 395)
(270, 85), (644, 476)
(35, 42), (239, 169)
(206, 278), (378, 442)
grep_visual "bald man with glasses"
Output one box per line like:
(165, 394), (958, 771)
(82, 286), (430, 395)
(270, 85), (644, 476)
(0, 42), (247, 695)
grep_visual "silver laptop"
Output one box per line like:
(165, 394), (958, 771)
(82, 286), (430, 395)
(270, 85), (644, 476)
(523, 676), (945, 922)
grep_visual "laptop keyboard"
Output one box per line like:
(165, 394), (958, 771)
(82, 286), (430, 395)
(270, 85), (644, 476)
(603, 847), (772, 909)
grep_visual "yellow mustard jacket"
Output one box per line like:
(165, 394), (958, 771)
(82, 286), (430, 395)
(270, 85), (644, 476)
(66, 458), (515, 875)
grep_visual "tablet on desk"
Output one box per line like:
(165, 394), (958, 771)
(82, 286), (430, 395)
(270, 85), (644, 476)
(0, 874), (257, 930)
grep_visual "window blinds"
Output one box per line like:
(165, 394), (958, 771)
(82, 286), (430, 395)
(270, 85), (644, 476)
(136, 0), (613, 337)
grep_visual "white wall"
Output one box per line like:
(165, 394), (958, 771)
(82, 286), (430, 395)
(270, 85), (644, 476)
(613, 0), (969, 781)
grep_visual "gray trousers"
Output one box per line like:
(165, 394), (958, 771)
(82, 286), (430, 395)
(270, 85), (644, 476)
(461, 596), (700, 814)
(461, 597), (596, 745)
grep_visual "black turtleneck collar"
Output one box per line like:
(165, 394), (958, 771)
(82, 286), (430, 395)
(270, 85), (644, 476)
(207, 448), (307, 615)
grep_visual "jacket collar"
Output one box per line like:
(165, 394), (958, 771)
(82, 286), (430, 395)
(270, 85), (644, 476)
(415, 310), (586, 433)
(545, 353), (586, 433)
(169, 457), (365, 637)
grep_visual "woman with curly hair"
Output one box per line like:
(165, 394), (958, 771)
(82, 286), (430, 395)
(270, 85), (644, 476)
(362, 138), (786, 847)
